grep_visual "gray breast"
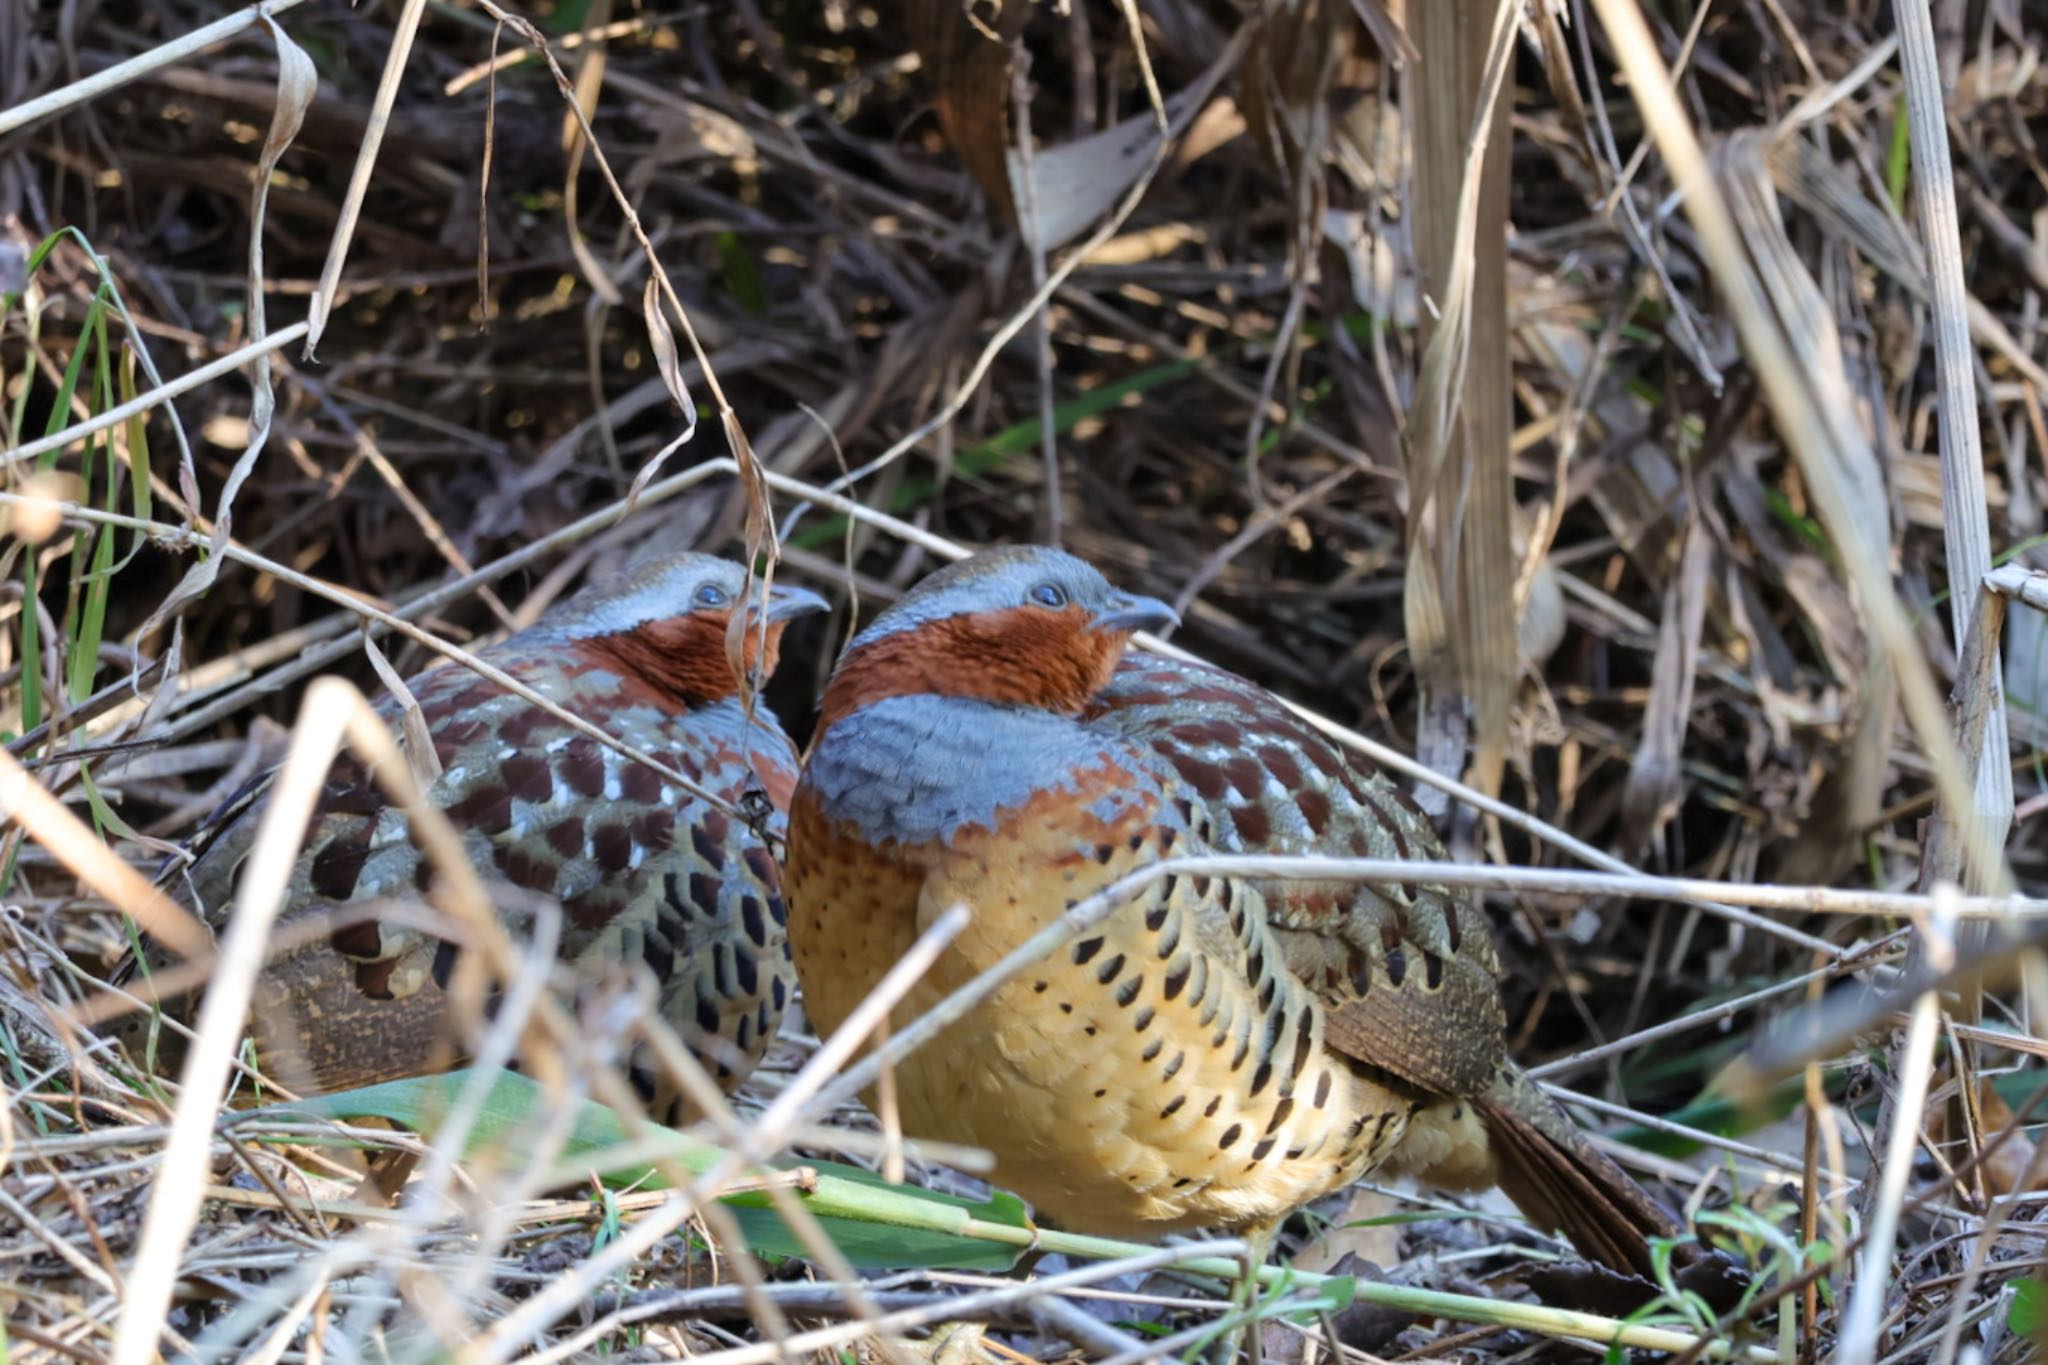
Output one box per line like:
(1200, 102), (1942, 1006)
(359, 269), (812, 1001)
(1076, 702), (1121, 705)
(806, 695), (1163, 847)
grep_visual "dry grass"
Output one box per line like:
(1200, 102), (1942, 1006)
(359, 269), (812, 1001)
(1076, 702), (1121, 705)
(4, 0), (2048, 1360)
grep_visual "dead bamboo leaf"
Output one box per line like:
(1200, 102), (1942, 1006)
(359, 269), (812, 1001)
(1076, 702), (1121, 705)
(1622, 507), (1712, 852)
(1403, 0), (1518, 800)
(136, 15), (313, 642)
(906, 0), (1031, 218)
(359, 626), (443, 789)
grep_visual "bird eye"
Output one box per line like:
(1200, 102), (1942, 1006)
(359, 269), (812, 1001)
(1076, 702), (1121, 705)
(694, 583), (729, 607)
(1028, 582), (1067, 609)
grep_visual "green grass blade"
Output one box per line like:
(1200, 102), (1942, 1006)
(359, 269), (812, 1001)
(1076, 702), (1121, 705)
(252, 1072), (1759, 1359)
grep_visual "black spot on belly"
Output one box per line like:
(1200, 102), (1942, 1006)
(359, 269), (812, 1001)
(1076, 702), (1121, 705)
(1114, 976), (1142, 1007)
(1290, 1014), (1315, 1077)
(1161, 1095), (1186, 1119)
(1096, 952), (1126, 985)
(1156, 915), (1183, 958)
(1073, 937), (1105, 965)
(643, 934), (674, 984)
(740, 896), (769, 947)
(1163, 959), (1191, 1000)
(1218, 1122), (1243, 1150)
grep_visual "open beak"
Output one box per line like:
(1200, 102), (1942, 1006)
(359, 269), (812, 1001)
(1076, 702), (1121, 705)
(1092, 592), (1179, 635)
(761, 582), (831, 624)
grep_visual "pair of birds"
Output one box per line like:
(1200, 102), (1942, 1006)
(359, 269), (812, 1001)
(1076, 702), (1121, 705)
(118, 544), (1681, 1279)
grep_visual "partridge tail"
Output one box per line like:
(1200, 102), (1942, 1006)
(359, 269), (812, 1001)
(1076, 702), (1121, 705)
(1472, 1065), (1680, 1280)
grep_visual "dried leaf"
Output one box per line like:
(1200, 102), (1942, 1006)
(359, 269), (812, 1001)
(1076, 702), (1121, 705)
(140, 15), (314, 641)
(642, 275), (698, 433)
(906, 0), (1030, 217)
(360, 625), (444, 789)
(1622, 508), (1713, 851)
(1403, 0), (1518, 798)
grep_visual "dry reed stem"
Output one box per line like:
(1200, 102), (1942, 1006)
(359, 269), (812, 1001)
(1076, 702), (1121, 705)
(0, 0), (314, 136)
(1586, 0), (1998, 902)
(1840, 888), (1958, 1358)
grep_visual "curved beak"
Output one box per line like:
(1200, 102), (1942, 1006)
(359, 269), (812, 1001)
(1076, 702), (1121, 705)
(762, 582), (831, 624)
(1092, 592), (1179, 635)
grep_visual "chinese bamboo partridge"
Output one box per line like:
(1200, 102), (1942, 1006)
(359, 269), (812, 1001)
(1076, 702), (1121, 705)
(786, 545), (1681, 1275)
(113, 553), (827, 1119)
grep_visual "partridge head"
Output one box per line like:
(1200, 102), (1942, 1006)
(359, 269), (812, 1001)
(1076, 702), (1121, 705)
(112, 552), (828, 1120)
(787, 545), (1683, 1277)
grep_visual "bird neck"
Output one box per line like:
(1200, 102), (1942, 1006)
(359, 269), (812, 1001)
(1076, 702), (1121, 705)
(816, 606), (1128, 733)
(576, 612), (786, 711)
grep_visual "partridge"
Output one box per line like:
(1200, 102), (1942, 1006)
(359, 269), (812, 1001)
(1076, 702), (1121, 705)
(786, 545), (1680, 1275)
(112, 552), (828, 1119)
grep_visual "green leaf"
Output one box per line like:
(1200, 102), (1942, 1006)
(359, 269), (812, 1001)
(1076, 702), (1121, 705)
(220, 1072), (1738, 1361)
(19, 556), (40, 735)
(1338, 1209), (1495, 1230)
(1885, 97), (1911, 211)
(118, 348), (154, 553)
(1609, 1072), (1809, 1158)
(2009, 1275), (2045, 1339)
(255, 1070), (1029, 1270)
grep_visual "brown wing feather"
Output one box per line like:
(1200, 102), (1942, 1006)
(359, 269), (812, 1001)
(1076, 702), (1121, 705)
(108, 645), (802, 1116)
(1091, 654), (1507, 1097)
(1093, 654), (1694, 1280)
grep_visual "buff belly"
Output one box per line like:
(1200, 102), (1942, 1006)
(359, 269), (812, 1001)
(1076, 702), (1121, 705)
(786, 805), (1419, 1239)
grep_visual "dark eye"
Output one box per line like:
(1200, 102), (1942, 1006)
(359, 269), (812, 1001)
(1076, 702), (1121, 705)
(694, 583), (729, 607)
(1028, 582), (1067, 609)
